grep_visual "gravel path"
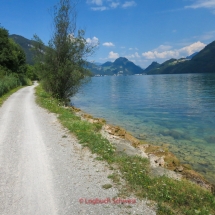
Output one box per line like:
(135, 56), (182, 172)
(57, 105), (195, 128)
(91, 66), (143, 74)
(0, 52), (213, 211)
(0, 84), (156, 215)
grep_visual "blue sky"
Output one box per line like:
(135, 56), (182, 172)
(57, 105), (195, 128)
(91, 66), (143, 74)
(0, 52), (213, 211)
(1, 0), (215, 68)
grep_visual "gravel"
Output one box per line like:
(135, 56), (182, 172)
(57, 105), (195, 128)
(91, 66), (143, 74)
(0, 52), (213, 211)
(0, 84), (156, 215)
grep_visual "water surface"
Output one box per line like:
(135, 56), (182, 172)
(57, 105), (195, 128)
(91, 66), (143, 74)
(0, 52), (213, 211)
(72, 74), (215, 184)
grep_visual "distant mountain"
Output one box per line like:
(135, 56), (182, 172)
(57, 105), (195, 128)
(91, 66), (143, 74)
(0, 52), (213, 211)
(86, 62), (103, 76)
(94, 62), (102, 66)
(88, 57), (144, 76)
(9, 34), (34, 65)
(147, 58), (186, 74)
(9, 34), (144, 76)
(186, 52), (198, 60)
(111, 57), (144, 75)
(101, 61), (112, 67)
(147, 40), (215, 74)
(144, 62), (160, 73)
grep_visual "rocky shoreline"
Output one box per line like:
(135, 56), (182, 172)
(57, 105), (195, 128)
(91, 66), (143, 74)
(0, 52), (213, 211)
(71, 106), (215, 194)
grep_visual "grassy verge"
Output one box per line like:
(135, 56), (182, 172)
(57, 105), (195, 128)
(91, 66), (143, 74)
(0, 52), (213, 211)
(0, 75), (32, 97)
(0, 86), (24, 107)
(0, 75), (20, 97)
(36, 85), (215, 215)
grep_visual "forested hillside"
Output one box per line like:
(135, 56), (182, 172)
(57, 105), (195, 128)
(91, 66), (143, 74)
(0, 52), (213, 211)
(0, 26), (31, 96)
(9, 34), (35, 65)
(147, 40), (215, 74)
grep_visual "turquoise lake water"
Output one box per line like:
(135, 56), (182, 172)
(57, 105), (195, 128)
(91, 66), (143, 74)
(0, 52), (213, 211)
(71, 73), (215, 184)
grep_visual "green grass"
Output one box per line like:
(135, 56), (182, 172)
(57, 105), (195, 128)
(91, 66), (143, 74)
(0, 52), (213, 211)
(0, 86), (24, 107)
(35, 85), (215, 215)
(102, 184), (113, 189)
(0, 75), (20, 97)
(0, 74), (32, 100)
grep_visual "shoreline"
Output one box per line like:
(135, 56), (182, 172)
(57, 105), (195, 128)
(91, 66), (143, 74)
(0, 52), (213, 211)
(71, 106), (215, 193)
(35, 85), (215, 213)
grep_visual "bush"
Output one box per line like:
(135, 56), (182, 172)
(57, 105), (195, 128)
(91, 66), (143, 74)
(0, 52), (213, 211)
(0, 74), (32, 98)
(0, 75), (20, 97)
(18, 73), (32, 86)
(26, 64), (38, 81)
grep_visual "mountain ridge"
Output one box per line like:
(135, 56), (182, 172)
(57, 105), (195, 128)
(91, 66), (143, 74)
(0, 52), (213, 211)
(146, 40), (215, 75)
(88, 57), (145, 76)
(9, 34), (35, 65)
(9, 34), (144, 75)
(9, 34), (215, 76)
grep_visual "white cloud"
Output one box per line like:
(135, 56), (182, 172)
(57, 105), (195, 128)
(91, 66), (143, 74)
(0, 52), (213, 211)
(125, 52), (140, 60)
(87, 0), (137, 10)
(142, 41), (206, 59)
(87, 0), (103, 6)
(86, 36), (99, 46)
(153, 45), (172, 52)
(130, 52), (140, 58)
(103, 42), (115, 47)
(135, 52), (140, 58)
(185, 0), (215, 9)
(91, 6), (108, 11)
(142, 52), (155, 59)
(108, 51), (119, 59)
(193, 31), (215, 41)
(87, 0), (119, 10)
(110, 2), (120, 8)
(122, 1), (136, 8)
(128, 47), (138, 51)
(179, 41), (206, 56)
(142, 44), (173, 59)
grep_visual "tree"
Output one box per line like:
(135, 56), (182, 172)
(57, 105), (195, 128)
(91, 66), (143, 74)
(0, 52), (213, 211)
(33, 0), (96, 104)
(26, 64), (38, 80)
(0, 26), (27, 76)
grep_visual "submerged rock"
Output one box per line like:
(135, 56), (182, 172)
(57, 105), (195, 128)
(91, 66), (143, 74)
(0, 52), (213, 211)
(72, 107), (215, 192)
(160, 129), (191, 140)
(182, 164), (192, 170)
(206, 136), (215, 144)
(138, 134), (147, 140)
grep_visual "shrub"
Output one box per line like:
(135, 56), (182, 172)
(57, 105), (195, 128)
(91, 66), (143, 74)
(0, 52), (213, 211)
(0, 75), (20, 97)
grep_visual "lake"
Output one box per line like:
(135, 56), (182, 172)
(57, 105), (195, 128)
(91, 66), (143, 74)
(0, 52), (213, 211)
(71, 73), (215, 184)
